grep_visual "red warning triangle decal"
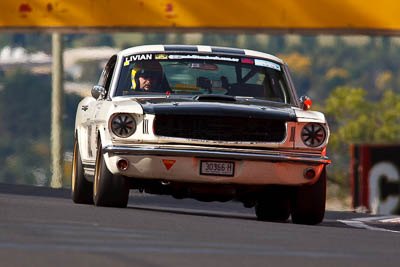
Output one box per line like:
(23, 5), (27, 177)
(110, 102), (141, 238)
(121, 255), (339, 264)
(162, 159), (176, 170)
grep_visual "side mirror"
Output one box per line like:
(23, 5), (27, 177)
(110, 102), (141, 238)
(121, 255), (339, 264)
(299, 95), (312, 110)
(91, 85), (105, 99)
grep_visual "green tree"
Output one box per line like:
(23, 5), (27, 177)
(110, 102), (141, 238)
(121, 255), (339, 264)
(326, 86), (400, 148)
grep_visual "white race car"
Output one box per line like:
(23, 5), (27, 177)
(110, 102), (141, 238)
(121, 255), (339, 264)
(72, 45), (330, 225)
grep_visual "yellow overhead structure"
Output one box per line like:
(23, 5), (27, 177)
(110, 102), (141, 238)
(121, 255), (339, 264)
(1, 0), (400, 34)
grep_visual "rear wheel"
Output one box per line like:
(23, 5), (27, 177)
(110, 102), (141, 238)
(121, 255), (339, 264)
(255, 186), (291, 222)
(291, 167), (326, 225)
(93, 140), (129, 207)
(71, 136), (93, 204)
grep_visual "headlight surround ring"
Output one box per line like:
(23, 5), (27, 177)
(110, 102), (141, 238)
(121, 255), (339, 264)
(110, 113), (136, 138)
(301, 123), (326, 147)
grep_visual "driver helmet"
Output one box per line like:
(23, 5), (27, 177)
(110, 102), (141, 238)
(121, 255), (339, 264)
(131, 61), (163, 91)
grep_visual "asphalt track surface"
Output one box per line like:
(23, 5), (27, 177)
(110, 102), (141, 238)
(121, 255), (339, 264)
(0, 183), (399, 267)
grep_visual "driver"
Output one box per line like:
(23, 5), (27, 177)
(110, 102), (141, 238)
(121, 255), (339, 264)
(131, 61), (163, 91)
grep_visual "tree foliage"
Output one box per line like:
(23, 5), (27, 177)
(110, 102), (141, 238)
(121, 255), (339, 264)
(325, 86), (400, 149)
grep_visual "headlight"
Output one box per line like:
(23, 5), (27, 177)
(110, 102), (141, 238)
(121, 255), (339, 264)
(301, 123), (326, 147)
(111, 113), (136, 138)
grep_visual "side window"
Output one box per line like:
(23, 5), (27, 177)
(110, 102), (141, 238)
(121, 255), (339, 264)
(97, 55), (117, 98)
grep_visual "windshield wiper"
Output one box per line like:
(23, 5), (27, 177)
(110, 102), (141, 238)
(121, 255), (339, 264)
(193, 94), (237, 102)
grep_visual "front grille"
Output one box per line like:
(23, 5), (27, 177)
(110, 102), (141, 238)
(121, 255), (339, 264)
(154, 114), (286, 142)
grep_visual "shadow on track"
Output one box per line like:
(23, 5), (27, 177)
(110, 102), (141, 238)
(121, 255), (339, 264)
(128, 204), (257, 221)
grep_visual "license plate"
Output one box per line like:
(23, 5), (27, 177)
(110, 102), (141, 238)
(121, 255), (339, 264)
(200, 160), (235, 177)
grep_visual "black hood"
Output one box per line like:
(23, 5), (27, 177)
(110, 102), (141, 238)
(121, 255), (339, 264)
(134, 96), (297, 121)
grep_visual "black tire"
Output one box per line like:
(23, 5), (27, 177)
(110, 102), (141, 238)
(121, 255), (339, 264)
(255, 186), (291, 222)
(93, 140), (129, 207)
(291, 167), (326, 225)
(71, 136), (94, 204)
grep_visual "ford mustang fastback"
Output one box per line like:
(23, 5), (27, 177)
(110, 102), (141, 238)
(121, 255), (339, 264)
(72, 45), (330, 225)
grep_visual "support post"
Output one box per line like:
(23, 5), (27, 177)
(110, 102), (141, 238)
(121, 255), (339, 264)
(50, 32), (64, 188)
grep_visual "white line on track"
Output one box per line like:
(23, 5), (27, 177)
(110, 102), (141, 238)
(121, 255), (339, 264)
(338, 216), (400, 233)
(380, 217), (400, 223)
(354, 216), (397, 222)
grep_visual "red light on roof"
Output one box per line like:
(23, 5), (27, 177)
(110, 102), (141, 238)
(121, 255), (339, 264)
(303, 98), (312, 110)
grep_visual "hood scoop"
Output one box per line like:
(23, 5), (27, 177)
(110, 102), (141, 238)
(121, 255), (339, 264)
(193, 94), (236, 102)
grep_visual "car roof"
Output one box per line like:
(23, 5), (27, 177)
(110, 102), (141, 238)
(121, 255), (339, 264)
(118, 45), (284, 64)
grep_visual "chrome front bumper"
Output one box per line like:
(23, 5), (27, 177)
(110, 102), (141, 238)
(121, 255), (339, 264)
(103, 145), (330, 165)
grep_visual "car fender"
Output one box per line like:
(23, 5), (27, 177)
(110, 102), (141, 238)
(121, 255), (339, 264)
(75, 97), (96, 132)
(293, 108), (327, 123)
(75, 97), (97, 162)
(108, 97), (144, 114)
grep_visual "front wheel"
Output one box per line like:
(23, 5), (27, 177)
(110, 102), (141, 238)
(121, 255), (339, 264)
(291, 167), (326, 225)
(71, 136), (93, 204)
(93, 140), (129, 207)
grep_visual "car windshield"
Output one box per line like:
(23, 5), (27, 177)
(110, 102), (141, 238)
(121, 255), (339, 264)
(115, 53), (293, 104)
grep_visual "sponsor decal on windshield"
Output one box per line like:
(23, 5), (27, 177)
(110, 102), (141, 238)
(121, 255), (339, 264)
(123, 54), (153, 66)
(123, 53), (239, 66)
(254, 59), (281, 71)
(155, 54), (168, 60)
(168, 54), (239, 62)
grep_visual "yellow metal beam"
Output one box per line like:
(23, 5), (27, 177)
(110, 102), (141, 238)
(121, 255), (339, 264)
(1, 0), (400, 34)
